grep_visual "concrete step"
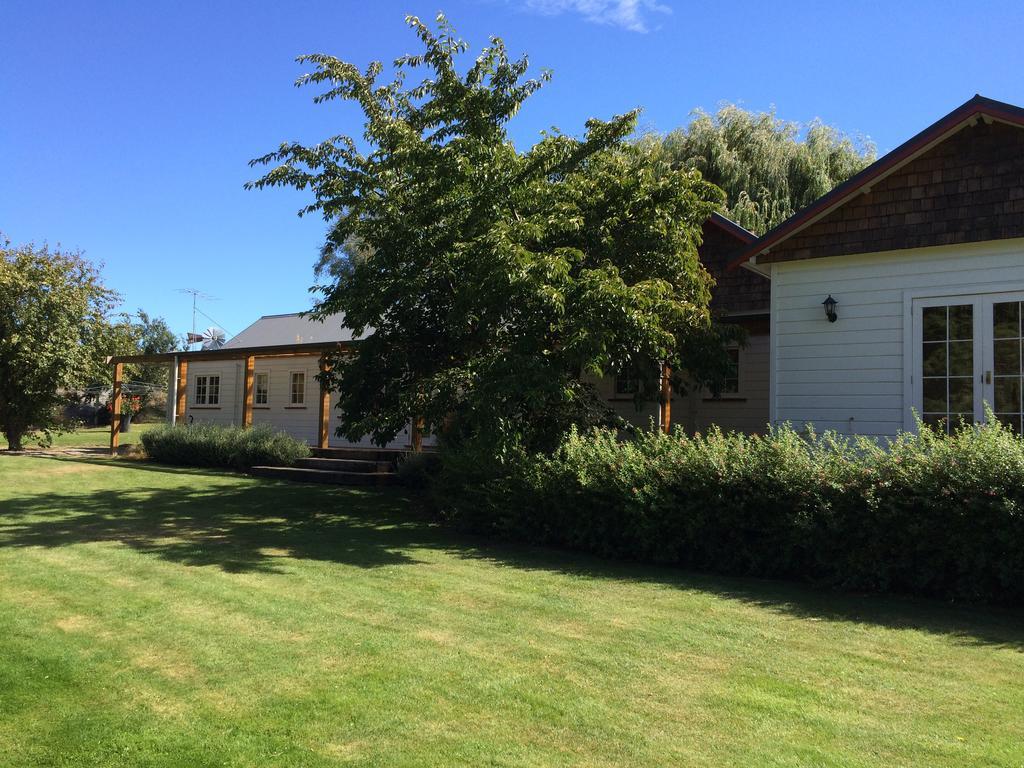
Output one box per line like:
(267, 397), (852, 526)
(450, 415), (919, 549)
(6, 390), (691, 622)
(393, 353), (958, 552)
(250, 465), (396, 486)
(310, 447), (406, 463)
(295, 457), (392, 473)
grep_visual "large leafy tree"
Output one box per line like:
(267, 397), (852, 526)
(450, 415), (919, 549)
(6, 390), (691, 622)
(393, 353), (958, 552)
(0, 239), (119, 450)
(652, 104), (876, 235)
(250, 15), (722, 451)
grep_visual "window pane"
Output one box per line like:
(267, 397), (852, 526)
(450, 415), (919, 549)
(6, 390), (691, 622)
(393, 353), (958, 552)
(922, 378), (947, 412)
(209, 376), (220, 405)
(948, 341), (973, 377)
(952, 414), (974, 431)
(995, 377), (1021, 413)
(996, 413), (1022, 434)
(922, 342), (947, 376)
(922, 413), (948, 433)
(949, 378), (973, 412)
(994, 339), (1021, 376)
(949, 304), (973, 340)
(993, 302), (1021, 339)
(922, 306), (947, 342)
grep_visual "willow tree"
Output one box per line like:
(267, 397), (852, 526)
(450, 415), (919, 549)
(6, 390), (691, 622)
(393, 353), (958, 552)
(249, 14), (722, 452)
(653, 104), (876, 235)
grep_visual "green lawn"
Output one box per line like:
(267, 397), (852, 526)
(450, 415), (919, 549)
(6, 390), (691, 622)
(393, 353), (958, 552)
(0, 455), (1022, 767)
(41, 422), (160, 450)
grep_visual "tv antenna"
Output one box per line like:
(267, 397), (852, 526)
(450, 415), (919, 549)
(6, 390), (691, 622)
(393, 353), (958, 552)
(176, 288), (218, 338)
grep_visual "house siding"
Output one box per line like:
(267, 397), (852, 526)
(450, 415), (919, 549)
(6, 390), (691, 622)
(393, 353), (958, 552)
(770, 237), (1024, 437)
(250, 357), (321, 445)
(184, 360), (243, 428)
(762, 120), (1024, 264)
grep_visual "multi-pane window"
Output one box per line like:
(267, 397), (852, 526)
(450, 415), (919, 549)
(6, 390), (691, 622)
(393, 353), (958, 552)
(254, 372), (269, 406)
(722, 348), (740, 394)
(921, 304), (973, 433)
(993, 301), (1023, 433)
(614, 372), (639, 396)
(194, 374), (220, 406)
(290, 371), (306, 405)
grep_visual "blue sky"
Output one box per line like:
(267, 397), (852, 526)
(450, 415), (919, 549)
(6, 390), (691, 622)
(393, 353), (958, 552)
(3, 0), (1023, 341)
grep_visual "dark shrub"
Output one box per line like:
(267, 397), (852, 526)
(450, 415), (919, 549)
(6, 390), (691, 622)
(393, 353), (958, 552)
(141, 424), (309, 470)
(432, 419), (1024, 605)
(395, 450), (443, 489)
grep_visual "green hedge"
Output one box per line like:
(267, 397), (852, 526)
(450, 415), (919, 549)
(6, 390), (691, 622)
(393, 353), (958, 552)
(141, 424), (310, 470)
(432, 420), (1024, 604)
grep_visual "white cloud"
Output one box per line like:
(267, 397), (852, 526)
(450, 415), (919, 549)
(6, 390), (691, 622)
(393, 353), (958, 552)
(520, 0), (671, 33)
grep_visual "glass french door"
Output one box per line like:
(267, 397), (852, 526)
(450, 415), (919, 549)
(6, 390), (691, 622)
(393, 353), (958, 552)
(912, 292), (1024, 433)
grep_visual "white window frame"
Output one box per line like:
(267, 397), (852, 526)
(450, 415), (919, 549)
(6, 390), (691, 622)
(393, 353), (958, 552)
(902, 280), (1024, 431)
(254, 371), (270, 406)
(193, 372), (222, 407)
(288, 370), (307, 407)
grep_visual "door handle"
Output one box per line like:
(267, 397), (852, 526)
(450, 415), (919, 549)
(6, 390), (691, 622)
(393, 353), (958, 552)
(984, 370), (993, 385)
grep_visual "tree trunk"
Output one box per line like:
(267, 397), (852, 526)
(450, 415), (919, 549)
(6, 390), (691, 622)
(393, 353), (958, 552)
(4, 430), (24, 451)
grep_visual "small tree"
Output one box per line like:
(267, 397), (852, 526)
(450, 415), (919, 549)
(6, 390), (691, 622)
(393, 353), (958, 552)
(0, 239), (119, 450)
(250, 15), (723, 452)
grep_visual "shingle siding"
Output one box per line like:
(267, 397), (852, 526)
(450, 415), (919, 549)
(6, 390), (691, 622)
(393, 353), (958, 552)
(700, 220), (771, 315)
(763, 121), (1024, 263)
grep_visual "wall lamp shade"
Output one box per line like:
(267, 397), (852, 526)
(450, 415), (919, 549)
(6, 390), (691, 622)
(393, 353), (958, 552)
(822, 295), (838, 323)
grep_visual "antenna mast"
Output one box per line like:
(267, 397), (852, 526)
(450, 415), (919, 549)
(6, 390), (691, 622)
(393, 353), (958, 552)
(176, 288), (218, 346)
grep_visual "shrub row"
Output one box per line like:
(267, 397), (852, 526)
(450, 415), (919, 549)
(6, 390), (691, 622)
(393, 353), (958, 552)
(432, 421), (1024, 604)
(141, 423), (309, 470)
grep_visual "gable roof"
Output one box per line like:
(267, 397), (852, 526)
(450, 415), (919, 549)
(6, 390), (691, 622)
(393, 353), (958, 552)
(706, 210), (756, 244)
(731, 94), (1024, 269)
(223, 312), (360, 349)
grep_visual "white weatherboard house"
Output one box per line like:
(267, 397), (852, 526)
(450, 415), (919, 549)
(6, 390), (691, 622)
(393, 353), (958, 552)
(736, 94), (1024, 438)
(108, 94), (1024, 450)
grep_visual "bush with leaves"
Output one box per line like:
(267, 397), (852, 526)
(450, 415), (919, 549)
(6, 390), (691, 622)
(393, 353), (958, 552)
(432, 418), (1024, 604)
(141, 424), (310, 470)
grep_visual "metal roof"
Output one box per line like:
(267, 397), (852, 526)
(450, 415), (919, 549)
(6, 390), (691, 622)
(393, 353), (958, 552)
(223, 312), (362, 349)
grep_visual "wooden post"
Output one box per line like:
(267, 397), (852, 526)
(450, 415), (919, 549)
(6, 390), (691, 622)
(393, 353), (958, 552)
(242, 355), (255, 428)
(176, 359), (188, 423)
(410, 416), (424, 452)
(660, 363), (672, 434)
(109, 362), (123, 454)
(318, 356), (331, 450)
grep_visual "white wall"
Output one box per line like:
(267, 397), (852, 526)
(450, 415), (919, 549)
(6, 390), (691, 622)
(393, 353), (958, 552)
(184, 360), (243, 428)
(768, 238), (1024, 438)
(250, 357), (320, 445)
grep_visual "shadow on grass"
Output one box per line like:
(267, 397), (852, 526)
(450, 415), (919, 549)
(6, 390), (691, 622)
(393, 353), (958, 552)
(1, 455), (1022, 651)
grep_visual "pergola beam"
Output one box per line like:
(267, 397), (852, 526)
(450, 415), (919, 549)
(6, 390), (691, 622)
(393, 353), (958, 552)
(106, 341), (354, 366)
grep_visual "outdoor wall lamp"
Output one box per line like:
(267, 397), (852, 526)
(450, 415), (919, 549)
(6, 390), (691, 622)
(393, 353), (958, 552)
(822, 295), (838, 323)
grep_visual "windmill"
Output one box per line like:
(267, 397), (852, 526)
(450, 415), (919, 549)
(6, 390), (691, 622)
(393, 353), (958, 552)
(185, 327), (227, 349)
(178, 288), (231, 349)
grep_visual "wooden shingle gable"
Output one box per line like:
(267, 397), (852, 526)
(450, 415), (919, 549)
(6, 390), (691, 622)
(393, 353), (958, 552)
(733, 95), (1024, 267)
